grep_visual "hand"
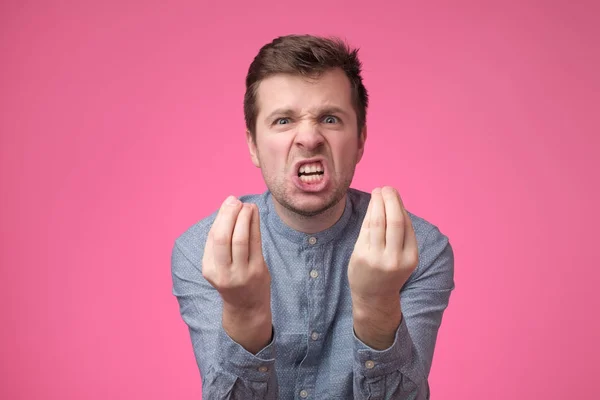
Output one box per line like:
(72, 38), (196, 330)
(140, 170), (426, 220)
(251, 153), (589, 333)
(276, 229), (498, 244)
(348, 187), (418, 348)
(349, 186), (418, 300)
(202, 195), (272, 353)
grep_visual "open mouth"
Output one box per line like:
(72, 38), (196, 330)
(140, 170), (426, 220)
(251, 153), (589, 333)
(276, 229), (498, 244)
(298, 161), (324, 183)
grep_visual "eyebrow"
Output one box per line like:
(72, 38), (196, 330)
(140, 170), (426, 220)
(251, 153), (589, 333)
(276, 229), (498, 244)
(265, 108), (295, 122)
(316, 106), (350, 117)
(264, 106), (350, 123)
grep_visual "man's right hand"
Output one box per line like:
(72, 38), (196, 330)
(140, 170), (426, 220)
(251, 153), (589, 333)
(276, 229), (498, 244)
(202, 195), (272, 354)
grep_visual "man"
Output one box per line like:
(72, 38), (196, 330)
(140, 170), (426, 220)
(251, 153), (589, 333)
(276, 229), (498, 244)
(171, 34), (454, 399)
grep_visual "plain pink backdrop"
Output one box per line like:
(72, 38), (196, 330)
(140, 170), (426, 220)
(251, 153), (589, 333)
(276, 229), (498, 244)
(1, 1), (599, 398)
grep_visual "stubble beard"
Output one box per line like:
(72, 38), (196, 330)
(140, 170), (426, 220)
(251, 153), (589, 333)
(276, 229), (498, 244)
(267, 171), (355, 219)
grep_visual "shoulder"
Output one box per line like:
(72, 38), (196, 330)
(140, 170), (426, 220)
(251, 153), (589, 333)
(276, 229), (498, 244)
(406, 212), (454, 289)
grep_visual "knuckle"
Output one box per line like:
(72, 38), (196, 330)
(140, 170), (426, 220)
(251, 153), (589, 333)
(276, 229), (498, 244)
(382, 259), (398, 270)
(247, 269), (263, 284)
(351, 251), (369, 264)
(249, 259), (266, 271)
(387, 218), (404, 229)
(231, 234), (249, 246)
(212, 233), (230, 246)
(203, 270), (220, 288)
(371, 217), (386, 228)
(405, 252), (419, 268)
(215, 275), (238, 291)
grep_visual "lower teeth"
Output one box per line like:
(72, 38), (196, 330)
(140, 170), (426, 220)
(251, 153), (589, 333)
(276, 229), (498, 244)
(300, 174), (323, 183)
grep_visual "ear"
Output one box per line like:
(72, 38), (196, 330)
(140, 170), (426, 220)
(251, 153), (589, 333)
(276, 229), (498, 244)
(356, 125), (367, 164)
(246, 130), (260, 168)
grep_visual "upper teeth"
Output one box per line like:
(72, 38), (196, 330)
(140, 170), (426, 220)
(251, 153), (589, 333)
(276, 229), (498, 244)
(299, 162), (323, 174)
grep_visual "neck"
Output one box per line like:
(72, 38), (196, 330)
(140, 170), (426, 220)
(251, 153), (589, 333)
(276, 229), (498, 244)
(273, 195), (347, 234)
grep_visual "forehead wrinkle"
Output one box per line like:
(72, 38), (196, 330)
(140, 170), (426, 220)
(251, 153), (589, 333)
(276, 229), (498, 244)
(256, 72), (354, 122)
(306, 105), (349, 116)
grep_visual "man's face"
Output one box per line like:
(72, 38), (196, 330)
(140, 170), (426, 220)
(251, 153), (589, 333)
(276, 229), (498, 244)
(247, 68), (366, 217)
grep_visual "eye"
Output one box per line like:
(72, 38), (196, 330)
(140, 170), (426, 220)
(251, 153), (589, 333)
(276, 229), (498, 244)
(275, 118), (291, 125)
(322, 115), (339, 124)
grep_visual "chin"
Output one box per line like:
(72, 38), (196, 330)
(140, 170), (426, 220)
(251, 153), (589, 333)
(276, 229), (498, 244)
(285, 205), (331, 218)
(283, 193), (343, 218)
(267, 176), (350, 218)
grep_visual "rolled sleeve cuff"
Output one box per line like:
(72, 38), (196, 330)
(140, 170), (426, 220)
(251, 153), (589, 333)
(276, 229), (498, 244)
(353, 315), (423, 381)
(219, 326), (276, 382)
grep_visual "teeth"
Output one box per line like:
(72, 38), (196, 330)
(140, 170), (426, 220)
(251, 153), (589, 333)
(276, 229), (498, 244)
(299, 173), (324, 183)
(299, 162), (323, 174)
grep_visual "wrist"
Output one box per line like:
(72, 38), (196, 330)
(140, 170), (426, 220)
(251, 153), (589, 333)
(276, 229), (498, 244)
(222, 302), (273, 354)
(352, 293), (401, 318)
(352, 294), (402, 350)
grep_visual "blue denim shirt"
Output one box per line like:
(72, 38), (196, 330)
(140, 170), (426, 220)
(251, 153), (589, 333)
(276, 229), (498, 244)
(172, 188), (454, 399)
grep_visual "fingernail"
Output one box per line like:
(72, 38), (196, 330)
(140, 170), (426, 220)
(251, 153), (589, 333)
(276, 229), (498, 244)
(226, 195), (240, 205)
(372, 188), (381, 194)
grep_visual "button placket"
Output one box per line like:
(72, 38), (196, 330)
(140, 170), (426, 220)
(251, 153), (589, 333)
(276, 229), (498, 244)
(301, 238), (322, 399)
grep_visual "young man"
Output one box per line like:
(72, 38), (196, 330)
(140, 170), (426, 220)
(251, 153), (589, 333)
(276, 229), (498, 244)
(172, 34), (454, 399)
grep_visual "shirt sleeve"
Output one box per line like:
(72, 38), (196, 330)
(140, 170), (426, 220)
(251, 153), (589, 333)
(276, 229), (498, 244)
(352, 225), (455, 399)
(171, 239), (279, 399)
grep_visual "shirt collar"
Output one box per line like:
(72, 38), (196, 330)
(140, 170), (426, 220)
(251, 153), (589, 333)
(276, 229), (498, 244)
(264, 191), (354, 247)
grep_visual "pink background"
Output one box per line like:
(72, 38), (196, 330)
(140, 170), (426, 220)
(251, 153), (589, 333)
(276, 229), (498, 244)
(1, 1), (599, 398)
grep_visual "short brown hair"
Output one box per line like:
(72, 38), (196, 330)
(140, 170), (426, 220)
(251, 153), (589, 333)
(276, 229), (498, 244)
(244, 34), (369, 141)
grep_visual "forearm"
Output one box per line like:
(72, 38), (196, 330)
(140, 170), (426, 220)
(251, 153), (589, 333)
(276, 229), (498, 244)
(201, 324), (278, 399)
(222, 302), (273, 354)
(352, 294), (402, 350)
(352, 315), (428, 400)
(172, 242), (278, 399)
(198, 305), (278, 398)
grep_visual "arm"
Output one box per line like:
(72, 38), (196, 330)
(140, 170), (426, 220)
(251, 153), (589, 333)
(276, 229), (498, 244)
(349, 187), (454, 399)
(171, 198), (278, 399)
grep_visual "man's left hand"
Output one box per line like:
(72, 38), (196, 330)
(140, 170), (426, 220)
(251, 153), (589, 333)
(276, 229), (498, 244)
(348, 186), (419, 349)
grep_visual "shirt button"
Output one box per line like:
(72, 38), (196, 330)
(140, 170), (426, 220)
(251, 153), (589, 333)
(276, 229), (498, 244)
(299, 389), (308, 398)
(310, 269), (319, 279)
(311, 331), (320, 341)
(308, 236), (317, 245)
(365, 360), (375, 369)
(258, 366), (268, 372)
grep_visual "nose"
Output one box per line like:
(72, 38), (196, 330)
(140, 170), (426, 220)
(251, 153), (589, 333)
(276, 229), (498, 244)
(294, 121), (324, 151)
